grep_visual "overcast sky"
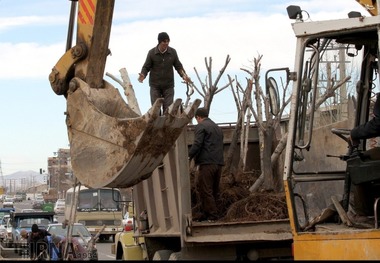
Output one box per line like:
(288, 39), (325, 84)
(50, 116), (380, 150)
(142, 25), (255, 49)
(0, 0), (365, 175)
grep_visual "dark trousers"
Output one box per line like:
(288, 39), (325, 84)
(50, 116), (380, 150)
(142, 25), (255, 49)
(350, 181), (380, 216)
(150, 86), (174, 114)
(196, 164), (222, 219)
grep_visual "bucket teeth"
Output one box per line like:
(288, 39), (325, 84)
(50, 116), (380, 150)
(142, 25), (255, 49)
(149, 98), (164, 119)
(167, 98), (183, 116)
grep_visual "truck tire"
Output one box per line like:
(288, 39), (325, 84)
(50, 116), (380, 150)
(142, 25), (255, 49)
(153, 250), (173, 260)
(169, 252), (182, 260)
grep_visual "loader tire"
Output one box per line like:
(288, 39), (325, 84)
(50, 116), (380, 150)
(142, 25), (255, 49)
(169, 252), (182, 260)
(153, 249), (173, 260)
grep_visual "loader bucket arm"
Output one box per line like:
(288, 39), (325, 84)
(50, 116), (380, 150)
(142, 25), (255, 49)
(49, 0), (114, 95)
(66, 78), (201, 188)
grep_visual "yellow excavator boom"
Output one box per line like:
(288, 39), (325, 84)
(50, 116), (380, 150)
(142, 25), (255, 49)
(356, 0), (378, 16)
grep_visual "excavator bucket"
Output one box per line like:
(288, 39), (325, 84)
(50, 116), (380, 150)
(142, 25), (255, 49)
(66, 77), (201, 188)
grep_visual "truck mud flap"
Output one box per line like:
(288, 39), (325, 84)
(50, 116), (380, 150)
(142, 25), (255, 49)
(65, 77), (201, 188)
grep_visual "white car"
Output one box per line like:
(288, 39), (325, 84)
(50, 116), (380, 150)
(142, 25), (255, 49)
(3, 198), (14, 208)
(54, 199), (65, 214)
(0, 215), (10, 241)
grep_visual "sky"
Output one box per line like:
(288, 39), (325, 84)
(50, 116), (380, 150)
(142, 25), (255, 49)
(0, 0), (366, 175)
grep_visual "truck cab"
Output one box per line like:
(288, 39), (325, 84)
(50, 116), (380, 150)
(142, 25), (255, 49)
(2, 211), (55, 249)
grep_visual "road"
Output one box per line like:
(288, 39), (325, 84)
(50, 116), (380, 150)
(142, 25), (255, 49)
(0, 200), (115, 261)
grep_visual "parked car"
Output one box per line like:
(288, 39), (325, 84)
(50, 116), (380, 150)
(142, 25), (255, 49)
(46, 222), (98, 260)
(32, 197), (45, 209)
(3, 198), (14, 208)
(54, 199), (65, 214)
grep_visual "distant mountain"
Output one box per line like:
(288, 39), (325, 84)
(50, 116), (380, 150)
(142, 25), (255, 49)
(1, 170), (46, 186)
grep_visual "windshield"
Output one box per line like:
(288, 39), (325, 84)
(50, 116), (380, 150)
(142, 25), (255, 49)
(19, 218), (51, 228)
(77, 189), (121, 212)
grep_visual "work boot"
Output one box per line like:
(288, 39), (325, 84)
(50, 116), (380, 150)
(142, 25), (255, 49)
(347, 210), (374, 228)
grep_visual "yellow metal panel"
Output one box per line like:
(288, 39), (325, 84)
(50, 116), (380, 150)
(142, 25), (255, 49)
(120, 231), (135, 246)
(294, 232), (380, 259)
(122, 245), (143, 260)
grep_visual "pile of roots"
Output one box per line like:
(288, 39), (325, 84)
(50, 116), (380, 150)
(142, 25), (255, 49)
(191, 168), (288, 222)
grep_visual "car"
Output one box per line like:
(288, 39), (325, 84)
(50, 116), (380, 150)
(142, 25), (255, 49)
(0, 208), (15, 242)
(32, 197), (45, 209)
(46, 222), (98, 260)
(13, 195), (23, 202)
(3, 197), (14, 208)
(0, 208), (15, 220)
(0, 214), (10, 242)
(54, 199), (65, 214)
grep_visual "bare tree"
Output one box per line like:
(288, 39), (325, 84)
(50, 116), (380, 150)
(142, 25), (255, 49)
(189, 55), (232, 111)
(232, 55), (352, 193)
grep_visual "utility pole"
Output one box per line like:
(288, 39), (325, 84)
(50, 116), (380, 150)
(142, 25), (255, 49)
(54, 151), (61, 199)
(0, 159), (4, 187)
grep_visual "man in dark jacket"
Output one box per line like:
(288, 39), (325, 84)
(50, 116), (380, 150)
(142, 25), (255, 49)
(138, 32), (191, 114)
(350, 92), (380, 145)
(189, 107), (224, 222)
(28, 223), (51, 260)
(348, 92), (380, 222)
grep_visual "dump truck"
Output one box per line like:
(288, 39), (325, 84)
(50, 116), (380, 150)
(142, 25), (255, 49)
(50, 0), (293, 260)
(261, 1), (380, 260)
(113, 125), (293, 260)
(42, 188), (58, 204)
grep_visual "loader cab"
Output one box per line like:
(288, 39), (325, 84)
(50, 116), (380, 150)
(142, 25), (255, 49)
(264, 4), (380, 260)
(267, 5), (380, 237)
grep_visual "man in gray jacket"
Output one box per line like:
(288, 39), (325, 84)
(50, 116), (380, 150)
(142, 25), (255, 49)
(189, 107), (224, 222)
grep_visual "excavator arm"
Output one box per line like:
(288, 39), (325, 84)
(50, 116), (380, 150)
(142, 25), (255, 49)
(49, 0), (113, 95)
(49, 0), (200, 188)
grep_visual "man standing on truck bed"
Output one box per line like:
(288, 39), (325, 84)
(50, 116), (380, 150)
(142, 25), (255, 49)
(189, 107), (224, 222)
(138, 32), (191, 115)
